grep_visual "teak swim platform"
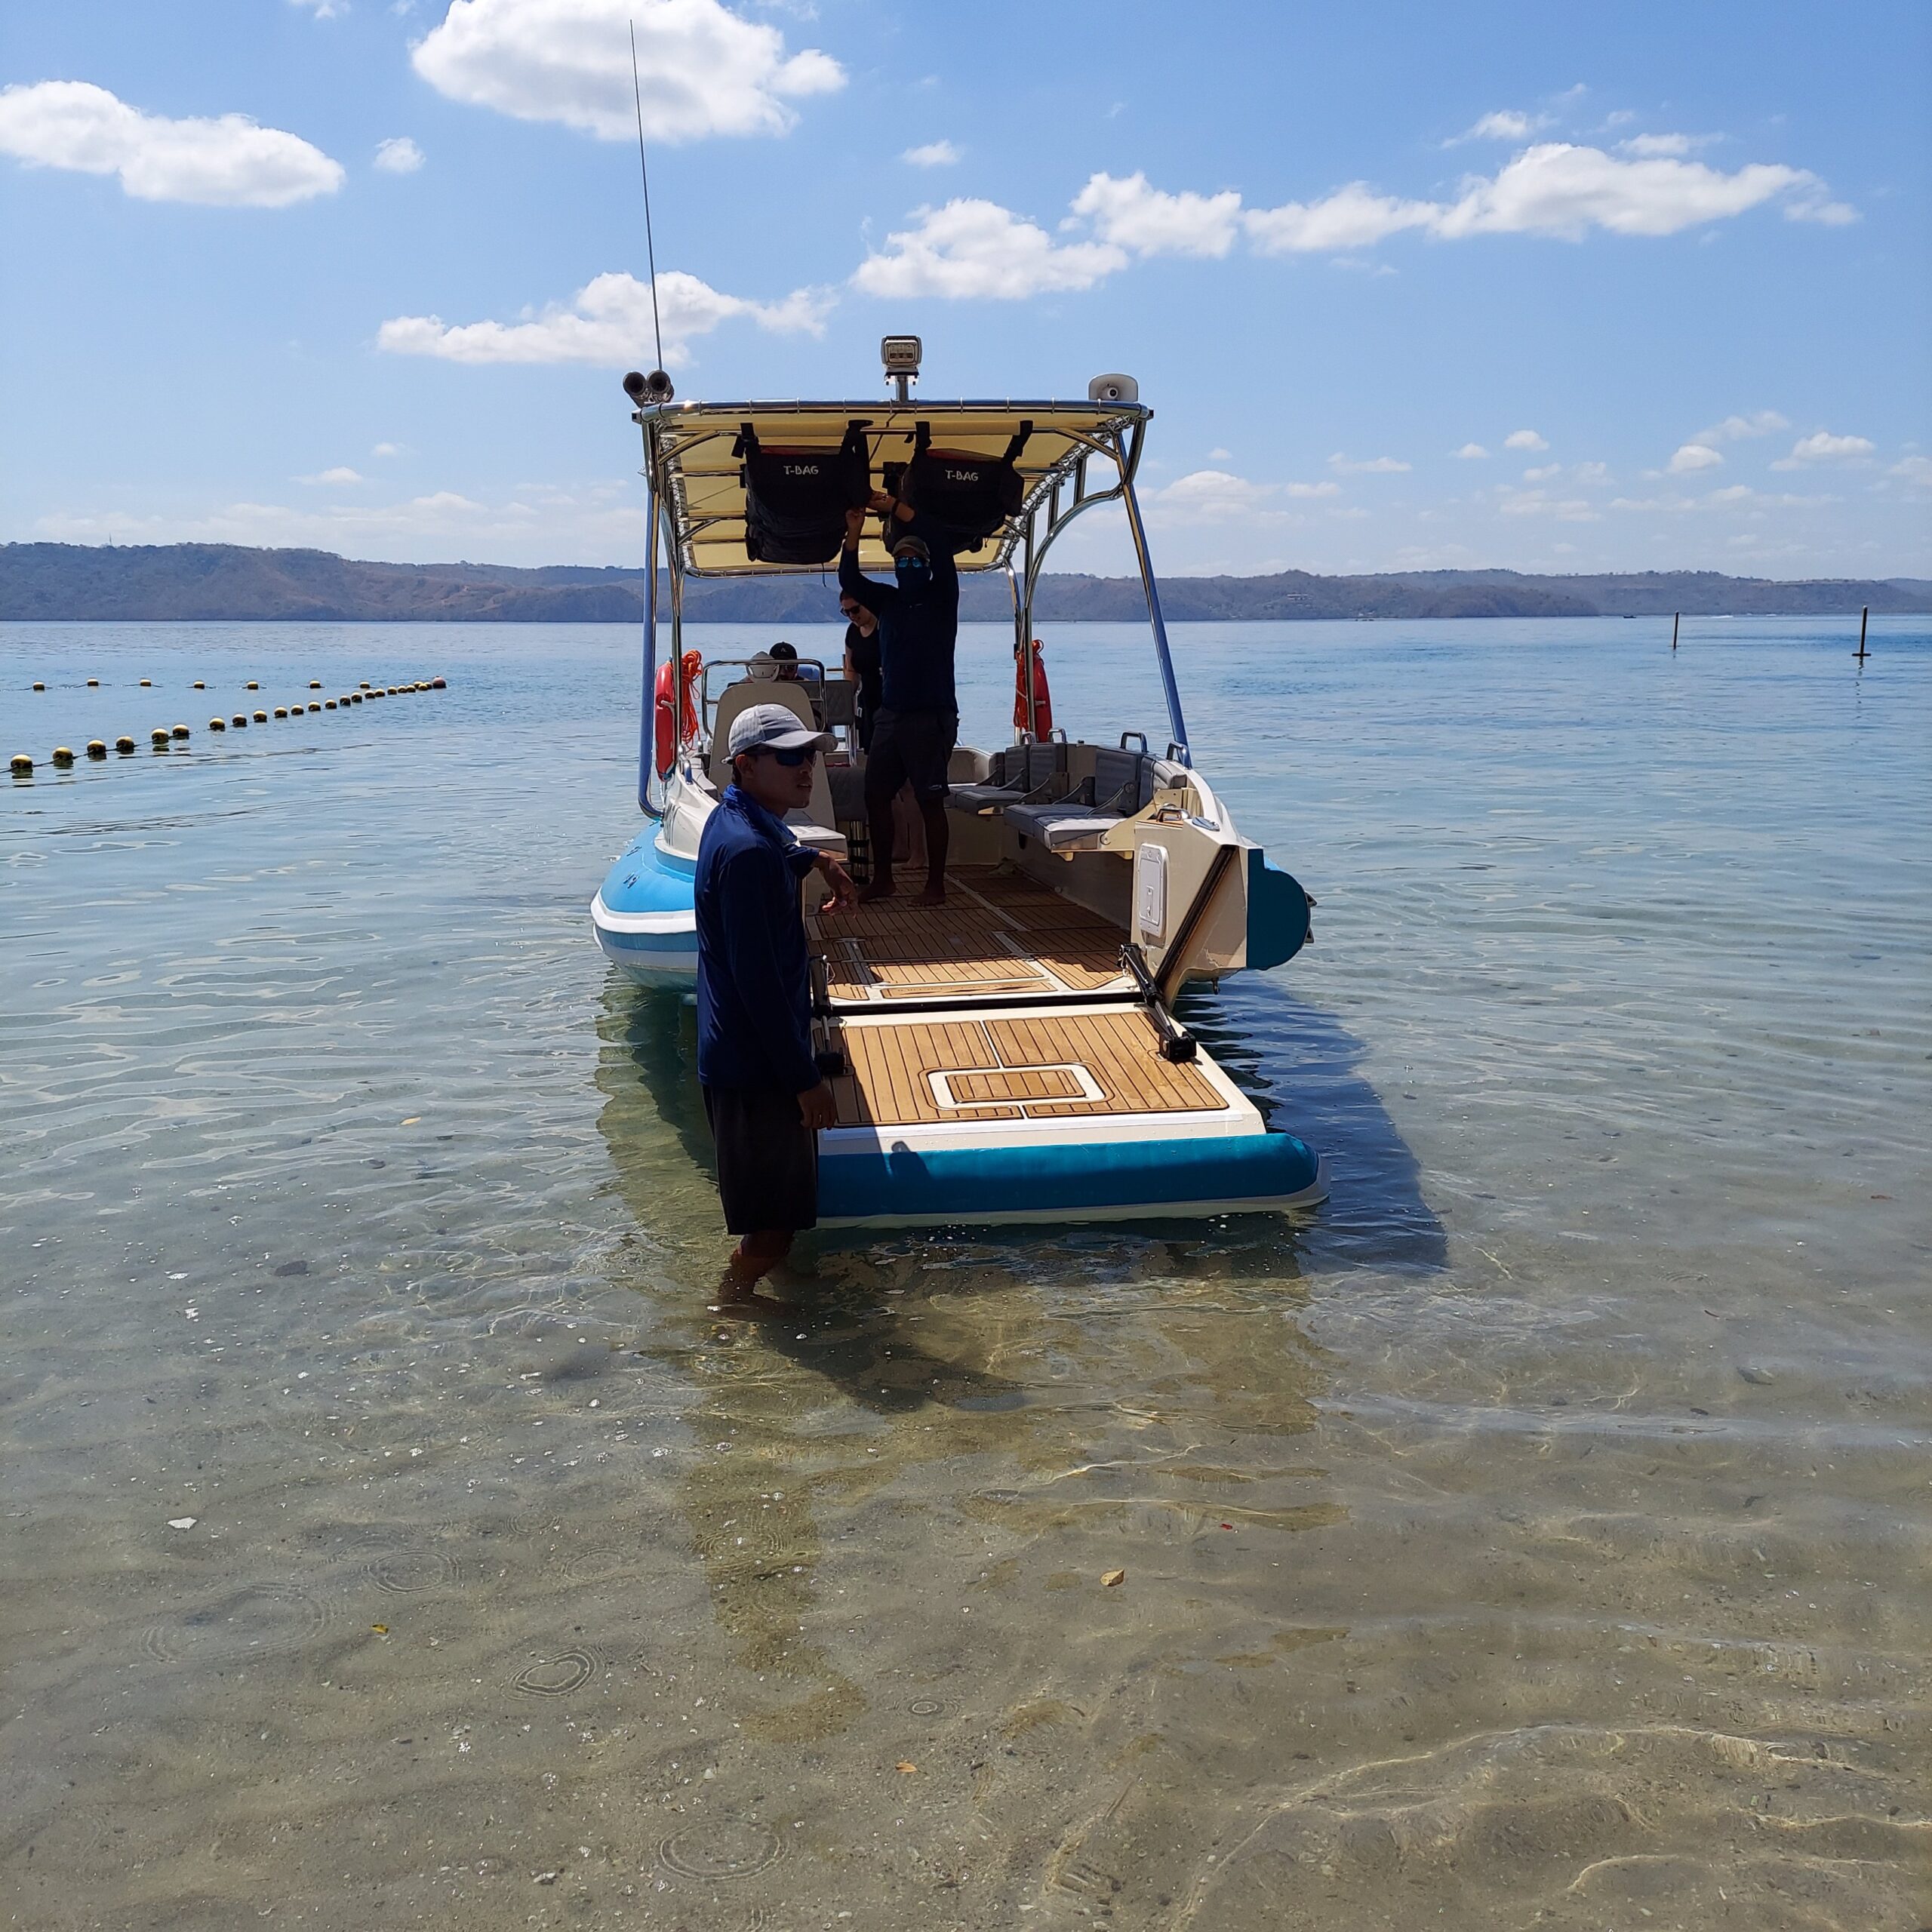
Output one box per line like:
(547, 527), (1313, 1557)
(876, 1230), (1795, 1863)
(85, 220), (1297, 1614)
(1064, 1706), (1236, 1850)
(590, 342), (1327, 1226)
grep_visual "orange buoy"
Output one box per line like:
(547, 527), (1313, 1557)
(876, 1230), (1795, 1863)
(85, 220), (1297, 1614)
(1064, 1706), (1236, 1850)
(430, 677), (446, 689)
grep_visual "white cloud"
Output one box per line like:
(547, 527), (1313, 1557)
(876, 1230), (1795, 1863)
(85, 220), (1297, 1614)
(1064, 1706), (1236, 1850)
(1503, 429), (1548, 451)
(1522, 462), (1561, 481)
(1454, 109), (1546, 143)
(1889, 456), (1932, 488)
(288, 0), (346, 16)
(1497, 488), (1601, 521)
(300, 466), (365, 485)
(1072, 171), (1244, 258)
(371, 441), (403, 457)
(0, 80), (343, 206)
(1694, 408), (1788, 444)
(1149, 469), (1337, 525)
(1432, 143), (1829, 239)
(411, 0), (844, 143)
(1667, 442), (1724, 473)
(1245, 183), (1438, 254)
(1573, 461), (1611, 485)
(1617, 132), (1718, 158)
(851, 199), (1125, 300)
(1453, 442), (1490, 459)
(1329, 452), (1410, 474)
(1207, 447), (1232, 460)
(378, 266), (827, 365)
(1770, 430), (1876, 469)
(374, 135), (425, 173)
(900, 139), (959, 168)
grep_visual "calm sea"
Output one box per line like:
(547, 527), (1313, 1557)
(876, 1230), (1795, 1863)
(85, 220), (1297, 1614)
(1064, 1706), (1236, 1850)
(3, 617), (1928, 1930)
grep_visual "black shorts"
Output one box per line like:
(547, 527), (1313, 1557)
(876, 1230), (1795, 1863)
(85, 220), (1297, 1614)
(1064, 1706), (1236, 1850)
(865, 706), (957, 809)
(702, 1084), (818, 1235)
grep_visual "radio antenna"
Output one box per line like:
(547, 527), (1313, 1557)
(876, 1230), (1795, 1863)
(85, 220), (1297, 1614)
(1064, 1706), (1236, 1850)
(629, 20), (666, 378)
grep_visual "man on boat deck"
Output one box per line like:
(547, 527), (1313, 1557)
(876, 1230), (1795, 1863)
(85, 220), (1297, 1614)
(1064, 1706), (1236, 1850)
(695, 703), (856, 1315)
(840, 491), (959, 905)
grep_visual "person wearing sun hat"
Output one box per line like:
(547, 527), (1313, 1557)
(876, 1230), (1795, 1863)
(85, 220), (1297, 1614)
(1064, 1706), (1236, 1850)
(694, 703), (857, 1315)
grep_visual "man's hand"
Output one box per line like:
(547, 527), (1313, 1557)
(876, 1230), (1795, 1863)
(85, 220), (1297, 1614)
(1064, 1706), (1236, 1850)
(798, 1080), (838, 1131)
(814, 852), (857, 913)
(868, 490), (912, 524)
(843, 505), (866, 547)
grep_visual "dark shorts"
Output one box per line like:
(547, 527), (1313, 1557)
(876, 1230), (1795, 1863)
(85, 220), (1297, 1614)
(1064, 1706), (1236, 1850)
(865, 706), (957, 809)
(702, 1084), (818, 1235)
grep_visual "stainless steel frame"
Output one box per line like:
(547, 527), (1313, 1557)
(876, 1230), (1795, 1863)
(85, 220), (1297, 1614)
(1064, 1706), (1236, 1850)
(633, 398), (1190, 813)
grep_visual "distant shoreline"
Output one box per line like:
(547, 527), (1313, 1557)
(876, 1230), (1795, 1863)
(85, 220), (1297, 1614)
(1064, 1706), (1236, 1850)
(4, 541), (1927, 624)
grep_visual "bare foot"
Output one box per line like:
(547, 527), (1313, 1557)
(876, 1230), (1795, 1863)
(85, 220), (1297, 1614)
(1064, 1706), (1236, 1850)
(709, 1286), (790, 1321)
(857, 878), (897, 904)
(914, 884), (946, 906)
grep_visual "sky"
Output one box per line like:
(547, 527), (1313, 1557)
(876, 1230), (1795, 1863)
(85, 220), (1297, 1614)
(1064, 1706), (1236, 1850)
(2, 0), (1927, 579)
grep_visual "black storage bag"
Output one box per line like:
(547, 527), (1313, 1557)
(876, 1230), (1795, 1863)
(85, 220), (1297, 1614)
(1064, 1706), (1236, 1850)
(895, 422), (1032, 554)
(738, 422), (871, 565)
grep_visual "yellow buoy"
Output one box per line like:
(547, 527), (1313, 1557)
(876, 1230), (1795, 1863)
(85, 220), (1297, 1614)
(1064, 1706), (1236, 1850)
(87, 678), (100, 688)
(309, 680), (322, 690)
(325, 699), (337, 710)
(115, 735), (136, 754)
(232, 715), (247, 728)
(53, 746), (75, 765)
(87, 740), (107, 758)
(172, 724), (190, 739)
(209, 718), (226, 732)
(152, 728), (170, 746)
(140, 678), (152, 688)
(273, 706), (288, 719)
(306, 701), (319, 713)
(192, 681), (205, 690)
(349, 693), (363, 704)
(359, 681), (371, 690)
(253, 709), (267, 723)
(10, 753), (32, 775)
(245, 681), (260, 691)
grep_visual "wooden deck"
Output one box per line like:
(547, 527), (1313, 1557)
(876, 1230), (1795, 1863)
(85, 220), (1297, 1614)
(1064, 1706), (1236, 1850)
(810, 866), (1127, 1004)
(829, 1005), (1230, 1128)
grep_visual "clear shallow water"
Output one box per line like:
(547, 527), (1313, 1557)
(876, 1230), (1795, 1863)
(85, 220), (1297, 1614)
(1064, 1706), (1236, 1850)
(3, 616), (1928, 1931)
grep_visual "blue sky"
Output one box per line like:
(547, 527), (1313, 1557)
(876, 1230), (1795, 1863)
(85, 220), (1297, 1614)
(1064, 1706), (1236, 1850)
(2, 0), (1926, 577)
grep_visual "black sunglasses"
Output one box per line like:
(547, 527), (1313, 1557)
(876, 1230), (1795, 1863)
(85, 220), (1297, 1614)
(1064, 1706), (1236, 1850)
(758, 744), (817, 768)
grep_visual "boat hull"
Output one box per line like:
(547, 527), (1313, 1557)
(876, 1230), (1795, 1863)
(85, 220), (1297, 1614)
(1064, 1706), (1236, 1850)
(592, 819), (699, 988)
(819, 1131), (1327, 1229)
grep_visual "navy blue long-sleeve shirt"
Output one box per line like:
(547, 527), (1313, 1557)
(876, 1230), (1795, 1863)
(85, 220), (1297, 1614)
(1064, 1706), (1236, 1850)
(694, 786), (820, 1094)
(837, 509), (960, 714)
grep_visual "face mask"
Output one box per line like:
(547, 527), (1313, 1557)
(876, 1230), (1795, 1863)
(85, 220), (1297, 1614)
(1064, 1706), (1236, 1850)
(895, 555), (931, 592)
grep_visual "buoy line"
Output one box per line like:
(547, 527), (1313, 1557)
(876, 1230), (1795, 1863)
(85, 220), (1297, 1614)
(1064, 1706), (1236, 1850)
(11, 675), (448, 779)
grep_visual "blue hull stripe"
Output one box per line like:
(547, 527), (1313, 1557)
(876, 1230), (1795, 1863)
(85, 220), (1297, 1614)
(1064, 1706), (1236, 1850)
(819, 1130), (1320, 1221)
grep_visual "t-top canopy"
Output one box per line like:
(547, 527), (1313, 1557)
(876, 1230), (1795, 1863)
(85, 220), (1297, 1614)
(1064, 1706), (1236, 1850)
(635, 398), (1152, 577)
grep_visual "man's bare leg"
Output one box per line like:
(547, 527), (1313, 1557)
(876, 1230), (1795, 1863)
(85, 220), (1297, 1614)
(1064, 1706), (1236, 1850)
(858, 792), (897, 903)
(712, 1230), (793, 1318)
(915, 797), (949, 905)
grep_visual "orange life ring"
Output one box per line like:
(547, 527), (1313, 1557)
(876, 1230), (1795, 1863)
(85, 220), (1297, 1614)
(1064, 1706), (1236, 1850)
(1014, 638), (1052, 737)
(654, 650), (701, 774)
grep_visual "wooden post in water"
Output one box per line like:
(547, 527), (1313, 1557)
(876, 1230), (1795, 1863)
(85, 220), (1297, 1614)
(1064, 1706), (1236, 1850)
(1856, 605), (1869, 662)
(1671, 611), (1679, 652)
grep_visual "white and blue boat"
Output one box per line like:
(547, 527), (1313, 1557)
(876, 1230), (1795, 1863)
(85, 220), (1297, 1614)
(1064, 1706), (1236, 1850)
(592, 342), (1327, 1226)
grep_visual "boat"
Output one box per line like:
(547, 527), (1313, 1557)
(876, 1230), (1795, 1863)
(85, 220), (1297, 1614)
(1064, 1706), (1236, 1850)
(591, 340), (1327, 1226)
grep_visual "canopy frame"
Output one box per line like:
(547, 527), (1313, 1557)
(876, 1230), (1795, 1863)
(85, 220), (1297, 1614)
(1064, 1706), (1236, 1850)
(632, 397), (1188, 816)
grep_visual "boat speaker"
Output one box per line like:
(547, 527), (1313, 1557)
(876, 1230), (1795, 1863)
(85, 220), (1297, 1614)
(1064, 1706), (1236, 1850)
(1088, 372), (1138, 404)
(623, 368), (676, 406)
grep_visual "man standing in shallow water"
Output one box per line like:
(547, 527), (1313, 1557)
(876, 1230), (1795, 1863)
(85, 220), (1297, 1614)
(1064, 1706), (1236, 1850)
(694, 703), (856, 1317)
(838, 490), (959, 905)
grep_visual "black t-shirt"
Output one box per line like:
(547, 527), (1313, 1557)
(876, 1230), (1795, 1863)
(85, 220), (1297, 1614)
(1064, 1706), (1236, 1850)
(844, 621), (882, 735)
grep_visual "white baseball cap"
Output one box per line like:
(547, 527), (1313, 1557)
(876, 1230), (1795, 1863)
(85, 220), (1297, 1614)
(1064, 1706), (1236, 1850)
(727, 702), (833, 758)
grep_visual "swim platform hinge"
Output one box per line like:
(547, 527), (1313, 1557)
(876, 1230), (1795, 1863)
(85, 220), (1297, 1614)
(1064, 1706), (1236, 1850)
(1120, 943), (1198, 1063)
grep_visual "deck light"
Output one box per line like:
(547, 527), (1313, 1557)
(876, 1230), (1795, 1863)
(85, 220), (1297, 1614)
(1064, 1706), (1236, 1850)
(881, 335), (921, 401)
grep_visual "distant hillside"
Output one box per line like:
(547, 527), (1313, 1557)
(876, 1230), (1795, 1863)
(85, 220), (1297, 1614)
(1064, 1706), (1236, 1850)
(2, 542), (1926, 624)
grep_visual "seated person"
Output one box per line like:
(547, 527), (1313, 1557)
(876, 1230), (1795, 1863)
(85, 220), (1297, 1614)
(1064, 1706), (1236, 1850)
(768, 642), (825, 724)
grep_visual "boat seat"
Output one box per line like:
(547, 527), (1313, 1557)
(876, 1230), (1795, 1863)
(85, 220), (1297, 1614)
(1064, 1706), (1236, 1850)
(948, 741), (1066, 814)
(707, 677), (839, 830)
(1006, 748), (1159, 853)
